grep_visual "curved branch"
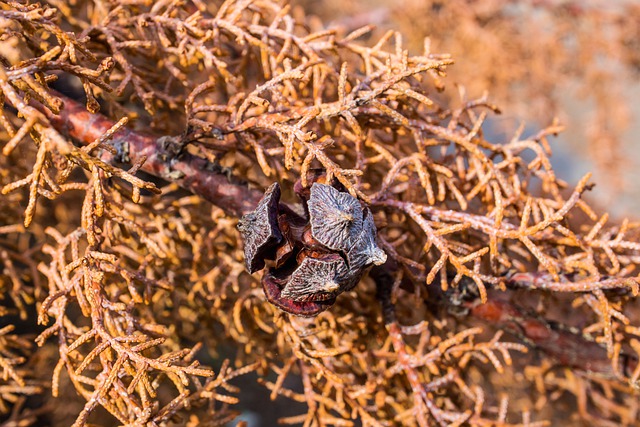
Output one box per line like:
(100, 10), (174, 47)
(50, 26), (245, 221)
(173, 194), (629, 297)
(37, 92), (264, 217)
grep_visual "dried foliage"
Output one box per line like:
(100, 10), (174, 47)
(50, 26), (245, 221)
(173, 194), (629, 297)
(0, 0), (639, 426)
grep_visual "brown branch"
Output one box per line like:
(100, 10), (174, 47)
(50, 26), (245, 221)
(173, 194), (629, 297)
(466, 289), (637, 380)
(373, 264), (638, 381)
(34, 92), (263, 217)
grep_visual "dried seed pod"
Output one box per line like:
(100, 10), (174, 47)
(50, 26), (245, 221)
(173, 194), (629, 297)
(237, 182), (283, 273)
(239, 181), (386, 316)
(281, 253), (349, 302)
(308, 183), (363, 251)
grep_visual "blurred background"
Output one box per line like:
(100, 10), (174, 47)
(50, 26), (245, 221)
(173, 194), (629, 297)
(297, 0), (640, 219)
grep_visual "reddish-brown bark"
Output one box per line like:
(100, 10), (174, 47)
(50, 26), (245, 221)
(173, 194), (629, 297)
(468, 291), (637, 380)
(40, 93), (263, 217)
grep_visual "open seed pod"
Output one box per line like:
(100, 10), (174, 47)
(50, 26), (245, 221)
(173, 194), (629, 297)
(237, 182), (283, 273)
(239, 180), (386, 316)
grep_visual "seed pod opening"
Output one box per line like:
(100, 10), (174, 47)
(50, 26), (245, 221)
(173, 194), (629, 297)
(237, 182), (283, 273)
(308, 183), (363, 251)
(281, 253), (349, 302)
